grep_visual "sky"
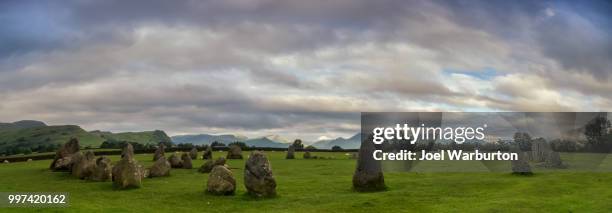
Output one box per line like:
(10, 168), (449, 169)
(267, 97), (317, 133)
(0, 0), (611, 141)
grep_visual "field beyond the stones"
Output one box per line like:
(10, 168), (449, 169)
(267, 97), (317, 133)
(2, 151), (612, 212)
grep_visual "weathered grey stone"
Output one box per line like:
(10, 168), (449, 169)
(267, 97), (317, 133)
(149, 156), (171, 177)
(72, 151), (96, 179)
(91, 156), (112, 181)
(181, 153), (193, 169)
(244, 151), (276, 197)
(3, 160), (9, 164)
(544, 151), (566, 169)
(27, 159), (33, 162)
(112, 144), (144, 189)
(352, 136), (385, 191)
(189, 147), (198, 160)
(531, 139), (550, 162)
(511, 146), (532, 175)
(198, 159), (215, 173)
(168, 153), (183, 168)
(286, 145), (295, 159)
(303, 151), (311, 159)
(214, 157), (227, 166)
(153, 143), (166, 161)
(226, 145), (243, 159)
(50, 138), (80, 171)
(202, 145), (212, 160)
(207, 165), (236, 195)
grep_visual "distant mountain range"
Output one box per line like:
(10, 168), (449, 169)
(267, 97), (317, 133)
(172, 133), (361, 149)
(310, 133), (361, 149)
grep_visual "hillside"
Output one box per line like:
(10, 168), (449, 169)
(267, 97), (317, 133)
(311, 133), (361, 149)
(244, 137), (290, 148)
(171, 134), (247, 145)
(0, 125), (105, 155)
(0, 120), (47, 130)
(91, 130), (172, 145)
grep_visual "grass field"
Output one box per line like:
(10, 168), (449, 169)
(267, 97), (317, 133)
(1, 151), (612, 212)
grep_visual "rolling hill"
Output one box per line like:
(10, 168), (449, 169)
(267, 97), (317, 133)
(311, 133), (361, 149)
(171, 134), (248, 145)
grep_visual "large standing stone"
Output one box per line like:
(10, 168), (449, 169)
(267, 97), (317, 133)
(149, 156), (171, 177)
(531, 139), (550, 162)
(168, 153), (183, 168)
(244, 151), (276, 197)
(352, 136), (385, 191)
(181, 153), (193, 169)
(189, 147), (198, 160)
(286, 145), (295, 159)
(207, 165), (236, 195)
(198, 159), (215, 173)
(153, 143), (166, 161)
(50, 138), (80, 171)
(511, 146), (532, 175)
(112, 144), (144, 189)
(303, 151), (311, 159)
(202, 145), (213, 160)
(91, 156), (112, 181)
(544, 151), (566, 168)
(226, 145), (243, 159)
(72, 151), (96, 179)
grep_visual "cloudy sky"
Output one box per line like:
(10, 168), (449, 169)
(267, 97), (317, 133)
(1, 0), (610, 141)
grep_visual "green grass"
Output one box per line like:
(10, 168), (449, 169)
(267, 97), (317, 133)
(1, 152), (612, 212)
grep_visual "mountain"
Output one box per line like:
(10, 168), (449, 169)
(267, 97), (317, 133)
(262, 135), (292, 143)
(90, 130), (172, 145)
(0, 125), (106, 155)
(171, 134), (248, 145)
(311, 133), (361, 149)
(0, 120), (47, 130)
(244, 137), (290, 148)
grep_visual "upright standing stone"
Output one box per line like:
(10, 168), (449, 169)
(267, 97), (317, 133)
(112, 144), (144, 189)
(149, 156), (171, 177)
(72, 151), (96, 179)
(50, 138), (80, 171)
(352, 136), (385, 191)
(153, 143), (166, 161)
(189, 147), (198, 160)
(226, 145), (243, 159)
(531, 139), (550, 162)
(181, 153), (193, 169)
(286, 145), (295, 159)
(511, 146), (532, 175)
(91, 156), (112, 181)
(202, 145), (213, 160)
(207, 165), (236, 195)
(544, 151), (565, 168)
(168, 153), (183, 168)
(303, 151), (311, 159)
(244, 151), (276, 197)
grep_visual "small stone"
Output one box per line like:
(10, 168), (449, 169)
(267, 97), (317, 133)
(189, 147), (198, 160)
(153, 143), (166, 161)
(181, 153), (193, 169)
(72, 151), (96, 179)
(168, 153), (183, 168)
(286, 145), (295, 159)
(202, 145), (213, 160)
(303, 151), (311, 159)
(207, 165), (236, 195)
(226, 145), (243, 159)
(50, 138), (80, 171)
(91, 156), (112, 181)
(544, 151), (566, 169)
(511, 146), (532, 175)
(149, 156), (171, 177)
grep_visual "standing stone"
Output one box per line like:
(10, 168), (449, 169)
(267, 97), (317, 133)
(27, 159), (33, 162)
(168, 153), (183, 168)
(149, 156), (171, 177)
(181, 153), (193, 169)
(50, 138), (80, 171)
(72, 151), (96, 179)
(353, 136), (385, 191)
(303, 151), (311, 159)
(198, 160), (215, 173)
(207, 165), (236, 195)
(244, 151), (276, 197)
(202, 145), (213, 160)
(286, 145), (295, 159)
(3, 160), (8, 164)
(153, 143), (166, 161)
(226, 145), (243, 159)
(189, 147), (198, 160)
(510, 146), (532, 175)
(91, 156), (112, 181)
(544, 151), (566, 168)
(531, 139), (550, 162)
(112, 144), (144, 189)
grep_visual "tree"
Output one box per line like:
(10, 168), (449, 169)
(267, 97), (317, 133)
(331, 145), (343, 151)
(211, 141), (226, 147)
(513, 132), (532, 151)
(584, 115), (611, 150)
(305, 145), (316, 150)
(292, 139), (304, 149)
